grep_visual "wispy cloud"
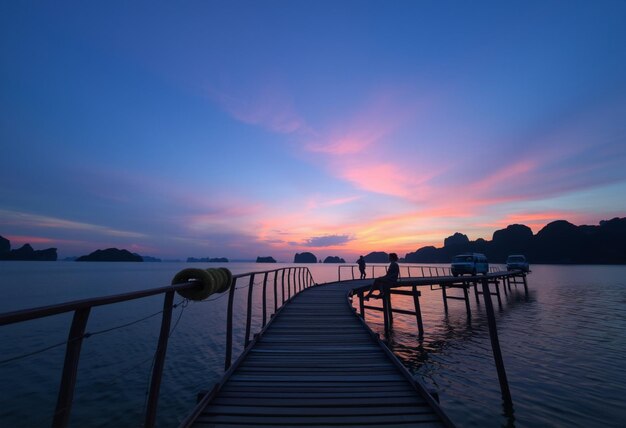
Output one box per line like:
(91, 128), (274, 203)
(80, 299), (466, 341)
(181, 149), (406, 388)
(302, 234), (353, 247)
(207, 81), (310, 135)
(0, 209), (146, 238)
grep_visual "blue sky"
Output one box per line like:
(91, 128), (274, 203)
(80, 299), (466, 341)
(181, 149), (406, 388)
(1, 1), (625, 260)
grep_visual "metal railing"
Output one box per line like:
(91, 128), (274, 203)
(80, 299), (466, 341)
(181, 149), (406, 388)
(0, 266), (316, 428)
(338, 263), (507, 281)
(338, 264), (453, 281)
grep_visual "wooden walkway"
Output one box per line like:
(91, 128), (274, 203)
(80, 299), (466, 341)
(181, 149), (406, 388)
(186, 281), (453, 428)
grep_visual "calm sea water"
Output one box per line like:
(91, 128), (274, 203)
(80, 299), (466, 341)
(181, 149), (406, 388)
(1, 262), (625, 427)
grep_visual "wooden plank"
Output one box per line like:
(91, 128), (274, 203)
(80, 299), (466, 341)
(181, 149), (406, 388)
(211, 396), (428, 406)
(187, 280), (451, 428)
(195, 413), (442, 425)
(201, 404), (436, 416)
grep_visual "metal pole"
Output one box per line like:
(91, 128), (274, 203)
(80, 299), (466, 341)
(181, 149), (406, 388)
(481, 277), (513, 406)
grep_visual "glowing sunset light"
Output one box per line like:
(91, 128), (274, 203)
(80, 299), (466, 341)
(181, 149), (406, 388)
(1, 2), (625, 261)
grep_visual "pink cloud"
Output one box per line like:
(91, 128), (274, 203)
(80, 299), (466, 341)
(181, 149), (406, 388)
(206, 81), (309, 135)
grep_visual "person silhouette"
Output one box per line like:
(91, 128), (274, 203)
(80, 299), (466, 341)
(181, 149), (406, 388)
(364, 253), (399, 299)
(357, 255), (366, 279)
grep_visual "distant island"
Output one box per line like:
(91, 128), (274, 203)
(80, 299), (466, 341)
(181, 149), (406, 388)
(404, 217), (626, 264)
(256, 256), (276, 263)
(0, 235), (57, 261)
(362, 252), (390, 263)
(187, 257), (229, 263)
(76, 248), (143, 262)
(294, 252), (317, 263)
(323, 256), (346, 263)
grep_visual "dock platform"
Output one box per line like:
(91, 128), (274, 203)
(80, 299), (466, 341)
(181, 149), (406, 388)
(183, 280), (453, 427)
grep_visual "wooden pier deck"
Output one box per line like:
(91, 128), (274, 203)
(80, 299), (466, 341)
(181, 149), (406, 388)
(185, 280), (453, 428)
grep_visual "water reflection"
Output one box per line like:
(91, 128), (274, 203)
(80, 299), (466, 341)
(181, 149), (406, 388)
(354, 278), (537, 428)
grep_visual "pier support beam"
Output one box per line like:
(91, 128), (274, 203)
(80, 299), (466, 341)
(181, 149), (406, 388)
(480, 277), (513, 408)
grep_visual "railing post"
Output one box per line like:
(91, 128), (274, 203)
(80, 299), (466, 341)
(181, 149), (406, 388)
(244, 274), (255, 347)
(352, 266), (355, 280)
(287, 268), (292, 300)
(144, 290), (175, 428)
(225, 277), (238, 370)
(338, 266), (341, 282)
(273, 271), (278, 314)
(481, 277), (513, 407)
(52, 307), (91, 428)
(262, 272), (269, 327)
(441, 284), (449, 312)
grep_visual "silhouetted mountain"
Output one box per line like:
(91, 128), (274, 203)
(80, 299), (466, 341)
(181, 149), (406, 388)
(294, 252), (317, 263)
(76, 248), (143, 262)
(323, 256), (346, 263)
(0, 235), (9, 254)
(0, 236), (57, 261)
(256, 256), (276, 263)
(404, 218), (626, 264)
(364, 252), (389, 263)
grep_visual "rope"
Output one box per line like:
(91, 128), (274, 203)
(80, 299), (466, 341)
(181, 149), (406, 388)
(0, 299), (186, 366)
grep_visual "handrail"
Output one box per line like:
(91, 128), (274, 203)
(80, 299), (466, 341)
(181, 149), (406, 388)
(338, 263), (507, 281)
(0, 266), (316, 428)
(338, 263), (454, 281)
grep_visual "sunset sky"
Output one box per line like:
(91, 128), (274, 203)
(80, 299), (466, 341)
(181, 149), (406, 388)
(2, 1), (625, 261)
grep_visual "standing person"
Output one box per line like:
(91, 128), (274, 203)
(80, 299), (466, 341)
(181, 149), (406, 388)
(357, 255), (367, 279)
(364, 253), (399, 299)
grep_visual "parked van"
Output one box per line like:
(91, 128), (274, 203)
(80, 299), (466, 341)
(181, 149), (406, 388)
(451, 253), (489, 276)
(506, 255), (529, 272)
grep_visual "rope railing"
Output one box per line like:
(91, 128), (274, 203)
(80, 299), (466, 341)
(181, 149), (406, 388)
(0, 265), (317, 428)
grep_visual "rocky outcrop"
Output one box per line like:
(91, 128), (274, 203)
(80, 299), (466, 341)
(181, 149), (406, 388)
(0, 236), (57, 261)
(256, 256), (277, 263)
(363, 252), (389, 263)
(323, 256), (346, 263)
(294, 252), (317, 263)
(404, 218), (626, 264)
(0, 235), (9, 254)
(76, 248), (143, 262)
